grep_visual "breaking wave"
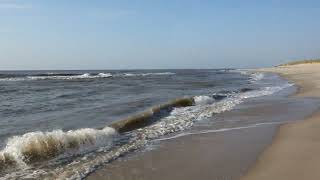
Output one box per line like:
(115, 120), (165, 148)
(109, 97), (194, 133)
(233, 70), (265, 83)
(0, 72), (175, 81)
(123, 72), (175, 77)
(194, 95), (216, 105)
(249, 72), (265, 82)
(27, 73), (113, 80)
(0, 127), (116, 170)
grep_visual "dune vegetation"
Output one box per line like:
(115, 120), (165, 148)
(278, 59), (320, 66)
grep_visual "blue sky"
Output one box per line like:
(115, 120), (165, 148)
(0, 0), (320, 70)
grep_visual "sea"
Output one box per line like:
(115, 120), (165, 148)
(0, 69), (300, 179)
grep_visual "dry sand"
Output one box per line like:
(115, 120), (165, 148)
(242, 64), (320, 180)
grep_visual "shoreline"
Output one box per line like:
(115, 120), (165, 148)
(86, 68), (320, 180)
(258, 64), (320, 97)
(242, 64), (320, 180)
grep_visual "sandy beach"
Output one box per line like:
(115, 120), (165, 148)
(243, 64), (320, 180)
(259, 64), (320, 97)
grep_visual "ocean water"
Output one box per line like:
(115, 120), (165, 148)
(0, 69), (293, 179)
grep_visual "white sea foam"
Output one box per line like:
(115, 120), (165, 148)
(141, 72), (175, 76)
(96, 73), (113, 78)
(239, 71), (250, 75)
(232, 70), (265, 83)
(27, 73), (113, 80)
(0, 72), (174, 81)
(123, 72), (175, 77)
(155, 121), (293, 141)
(194, 96), (215, 105)
(0, 78), (26, 82)
(123, 73), (136, 77)
(0, 127), (116, 168)
(249, 72), (265, 82)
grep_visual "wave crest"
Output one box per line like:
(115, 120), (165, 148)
(249, 72), (265, 82)
(27, 73), (113, 80)
(0, 72), (175, 81)
(194, 96), (215, 105)
(0, 127), (116, 168)
(123, 72), (175, 77)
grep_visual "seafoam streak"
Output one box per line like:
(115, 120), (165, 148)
(155, 121), (294, 141)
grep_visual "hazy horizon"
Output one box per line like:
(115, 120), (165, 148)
(1, 0), (320, 70)
(0, 68), (241, 71)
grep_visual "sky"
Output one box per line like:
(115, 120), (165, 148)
(0, 0), (320, 70)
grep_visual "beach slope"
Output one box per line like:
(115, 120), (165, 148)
(242, 64), (320, 180)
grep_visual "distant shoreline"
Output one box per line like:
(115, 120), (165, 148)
(242, 63), (320, 180)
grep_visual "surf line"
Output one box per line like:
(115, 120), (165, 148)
(155, 121), (298, 141)
(108, 89), (253, 133)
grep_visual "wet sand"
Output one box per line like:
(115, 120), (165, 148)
(88, 126), (277, 180)
(243, 64), (320, 180)
(87, 80), (320, 180)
